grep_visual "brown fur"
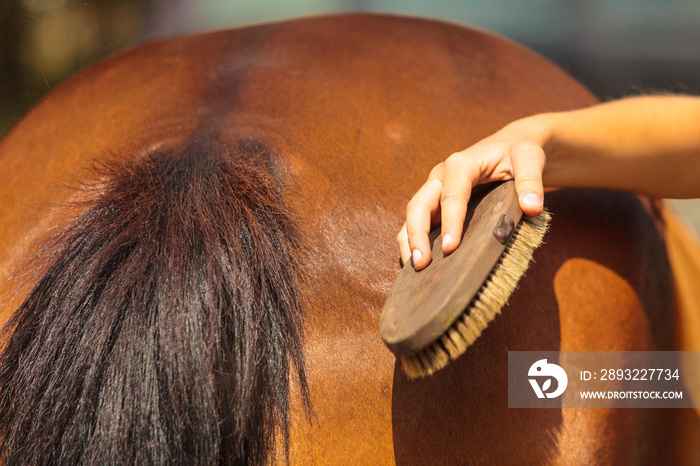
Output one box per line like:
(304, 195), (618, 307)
(0, 13), (696, 464)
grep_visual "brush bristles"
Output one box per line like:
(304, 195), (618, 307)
(400, 210), (551, 379)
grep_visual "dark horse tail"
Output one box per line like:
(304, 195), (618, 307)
(0, 140), (307, 464)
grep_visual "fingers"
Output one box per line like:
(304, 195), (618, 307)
(439, 154), (480, 254)
(396, 223), (410, 265)
(510, 142), (545, 216)
(398, 134), (547, 270)
(402, 174), (443, 270)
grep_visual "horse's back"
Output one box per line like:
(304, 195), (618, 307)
(0, 13), (693, 464)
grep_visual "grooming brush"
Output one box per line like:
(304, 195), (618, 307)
(380, 180), (550, 378)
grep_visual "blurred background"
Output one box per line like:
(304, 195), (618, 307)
(2, 0), (700, 227)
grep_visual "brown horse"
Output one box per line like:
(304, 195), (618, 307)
(0, 13), (697, 465)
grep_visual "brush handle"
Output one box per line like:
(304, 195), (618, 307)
(380, 180), (522, 356)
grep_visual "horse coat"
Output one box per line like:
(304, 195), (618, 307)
(0, 13), (697, 465)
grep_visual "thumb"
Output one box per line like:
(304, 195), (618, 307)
(510, 142), (545, 216)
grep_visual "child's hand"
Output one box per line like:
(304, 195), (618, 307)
(397, 116), (550, 270)
(397, 95), (700, 270)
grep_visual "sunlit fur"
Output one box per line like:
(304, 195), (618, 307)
(0, 140), (307, 464)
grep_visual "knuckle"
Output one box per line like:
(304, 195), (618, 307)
(443, 153), (462, 170)
(405, 230), (420, 243)
(406, 196), (422, 212)
(516, 175), (543, 185)
(447, 152), (481, 177)
(396, 229), (407, 242)
(440, 190), (459, 203)
(429, 162), (445, 179)
(440, 190), (466, 206)
(512, 141), (544, 159)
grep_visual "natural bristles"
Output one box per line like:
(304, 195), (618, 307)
(400, 210), (551, 378)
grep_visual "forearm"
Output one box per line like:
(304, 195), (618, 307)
(537, 95), (700, 198)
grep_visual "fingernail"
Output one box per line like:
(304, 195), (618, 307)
(522, 193), (543, 208)
(442, 234), (452, 248)
(412, 249), (422, 263)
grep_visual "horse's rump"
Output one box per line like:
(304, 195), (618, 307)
(0, 13), (693, 464)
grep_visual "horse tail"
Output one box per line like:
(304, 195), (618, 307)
(0, 140), (307, 464)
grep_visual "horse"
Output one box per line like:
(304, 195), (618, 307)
(0, 13), (697, 464)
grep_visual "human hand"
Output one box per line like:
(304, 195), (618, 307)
(397, 116), (551, 270)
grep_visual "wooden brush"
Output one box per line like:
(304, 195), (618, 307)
(380, 180), (550, 378)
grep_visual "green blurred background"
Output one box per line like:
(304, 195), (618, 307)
(3, 0), (700, 137)
(3, 0), (700, 230)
